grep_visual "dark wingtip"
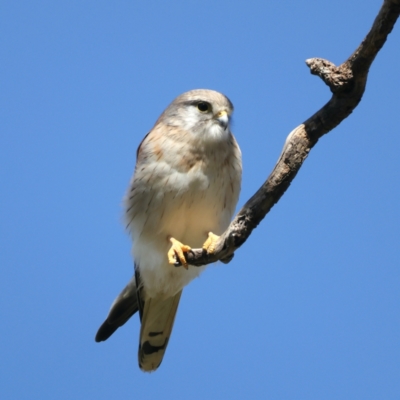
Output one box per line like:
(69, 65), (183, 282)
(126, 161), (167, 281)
(95, 276), (139, 342)
(95, 301), (139, 342)
(95, 321), (119, 342)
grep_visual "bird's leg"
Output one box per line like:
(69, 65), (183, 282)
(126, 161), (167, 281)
(202, 232), (220, 254)
(167, 237), (191, 269)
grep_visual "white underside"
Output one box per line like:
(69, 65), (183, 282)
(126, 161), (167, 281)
(129, 174), (233, 298)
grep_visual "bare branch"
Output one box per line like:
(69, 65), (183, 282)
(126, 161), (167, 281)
(181, 0), (400, 268)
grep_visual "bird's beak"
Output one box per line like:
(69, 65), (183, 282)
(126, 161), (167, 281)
(215, 110), (229, 129)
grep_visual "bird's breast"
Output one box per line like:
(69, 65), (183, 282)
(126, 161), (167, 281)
(125, 134), (241, 297)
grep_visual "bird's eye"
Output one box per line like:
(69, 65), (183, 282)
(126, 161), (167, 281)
(197, 102), (210, 113)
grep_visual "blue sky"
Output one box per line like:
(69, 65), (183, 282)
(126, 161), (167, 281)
(1, 1), (399, 399)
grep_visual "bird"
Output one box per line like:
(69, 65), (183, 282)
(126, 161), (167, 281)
(95, 89), (242, 372)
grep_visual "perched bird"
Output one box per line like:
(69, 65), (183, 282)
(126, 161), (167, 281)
(95, 89), (242, 372)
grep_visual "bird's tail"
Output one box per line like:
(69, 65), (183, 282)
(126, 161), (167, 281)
(138, 291), (182, 372)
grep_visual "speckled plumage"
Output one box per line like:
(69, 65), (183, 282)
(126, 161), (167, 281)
(96, 89), (242, 372)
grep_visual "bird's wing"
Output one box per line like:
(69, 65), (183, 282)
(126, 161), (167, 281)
(136, 267), (182, 372)
(95, 276), (139, 342)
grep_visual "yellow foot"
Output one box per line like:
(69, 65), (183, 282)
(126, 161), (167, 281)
(202, 232), (220, 254)
(168, 237), (191, 269)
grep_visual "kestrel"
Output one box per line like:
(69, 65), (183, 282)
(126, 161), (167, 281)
(95, 89), (242, 372)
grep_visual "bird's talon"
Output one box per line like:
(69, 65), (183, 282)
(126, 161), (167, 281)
(168, 237), (191, 269)
(202, 232), (220, 254)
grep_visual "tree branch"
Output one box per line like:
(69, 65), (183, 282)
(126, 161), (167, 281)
(181, 0), (400, 268)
